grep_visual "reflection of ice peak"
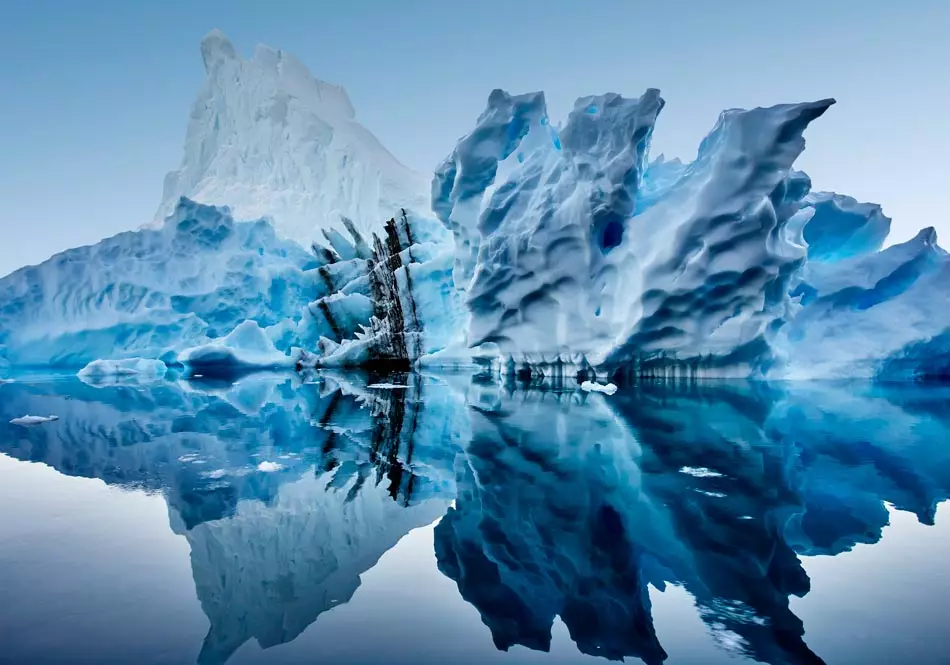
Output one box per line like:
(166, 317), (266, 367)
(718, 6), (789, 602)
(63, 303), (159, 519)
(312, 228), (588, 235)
(435, 390), (675, 664)
(183, 470), (447, 665)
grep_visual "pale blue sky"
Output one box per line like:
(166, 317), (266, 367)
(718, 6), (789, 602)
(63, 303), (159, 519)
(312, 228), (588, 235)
(0, 0), (947, 276)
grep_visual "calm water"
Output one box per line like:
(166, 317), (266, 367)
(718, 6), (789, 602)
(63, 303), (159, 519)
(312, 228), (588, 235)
(1, 373), (948, 665)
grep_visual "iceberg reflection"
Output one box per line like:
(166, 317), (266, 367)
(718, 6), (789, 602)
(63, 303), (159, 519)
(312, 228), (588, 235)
(0, 375), (948, 665)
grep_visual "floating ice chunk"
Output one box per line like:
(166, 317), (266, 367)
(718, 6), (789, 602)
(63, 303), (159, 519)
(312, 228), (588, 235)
(0, 378), (14, 384)
(580, 381), (618, 395)
(257, 461), (283, 472)
(178, 320), (294, 377)
(10, 415), (59, 426)
(680, 466), (725, 478)
(78, 358), (167, 383)
(367, 383), (409, 389)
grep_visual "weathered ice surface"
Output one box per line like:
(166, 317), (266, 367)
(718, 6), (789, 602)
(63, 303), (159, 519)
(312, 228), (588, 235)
(0, 199), (318, 369)
(154, 30), (429, 246)
(433, 86), (948, 380)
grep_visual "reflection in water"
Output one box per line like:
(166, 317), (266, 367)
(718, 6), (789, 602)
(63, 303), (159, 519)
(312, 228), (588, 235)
(1, 375), (949, 665)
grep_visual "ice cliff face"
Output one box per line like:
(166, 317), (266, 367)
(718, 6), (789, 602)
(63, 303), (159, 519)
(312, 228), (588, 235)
(154, 30), (429, 246)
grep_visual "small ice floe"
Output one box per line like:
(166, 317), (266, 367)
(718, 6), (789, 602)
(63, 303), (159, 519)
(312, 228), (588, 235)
(202, 469), (228, 480)
(10, 415), (59, 426)
(257, 461), (283, 473)
(680, 466), (724, 479)
(580, 380), (618, 395)
(367, 383), (409, 389)
(0, 378), (14, 384)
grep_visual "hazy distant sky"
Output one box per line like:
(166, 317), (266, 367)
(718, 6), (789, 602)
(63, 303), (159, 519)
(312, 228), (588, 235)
(0, 0), (947, 276)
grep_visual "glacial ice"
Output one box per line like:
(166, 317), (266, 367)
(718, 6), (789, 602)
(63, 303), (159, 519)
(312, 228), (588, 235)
(295, 210), (465, 369)
(154, 30), (429, 247)
(777, 227), (950, 379)
(0, 198), (318, 369)
(432, 86), (948, 380)
(800, 191), (891, 262)
(433, 89), (833, 375)
(78, 358), (168, 383)
(178, 320), (295, 377)
(0, 29), (947, 381)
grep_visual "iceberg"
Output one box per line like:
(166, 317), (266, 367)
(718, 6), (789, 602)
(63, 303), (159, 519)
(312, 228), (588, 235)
(154, 30), (429, 246)
(434, 89), (832, 376)
(580, 380), (618, 395)
(0, 29), (947, 381)
(78, 358), (168, 383)
(432, 86), (949, 380)
(777, 227), (950, 379)
(0, 198), (318, 369)
(10, 414), (59, 426)
(178, 320), (295, 377)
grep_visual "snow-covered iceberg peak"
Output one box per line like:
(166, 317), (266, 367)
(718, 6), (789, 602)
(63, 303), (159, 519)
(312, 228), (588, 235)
(155, 30), (429, 247)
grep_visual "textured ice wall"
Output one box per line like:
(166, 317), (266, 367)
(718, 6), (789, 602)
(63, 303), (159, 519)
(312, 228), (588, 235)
(778, 227), (950, 379)
(434, 88), (833, 374)
(0, 198), (318, 368)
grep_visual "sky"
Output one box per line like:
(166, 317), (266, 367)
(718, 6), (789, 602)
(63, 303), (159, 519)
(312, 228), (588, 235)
(0, 0), (947, 276)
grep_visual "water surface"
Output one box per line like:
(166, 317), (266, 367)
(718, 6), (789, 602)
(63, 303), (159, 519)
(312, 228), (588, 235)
(1, 373), (948, 665)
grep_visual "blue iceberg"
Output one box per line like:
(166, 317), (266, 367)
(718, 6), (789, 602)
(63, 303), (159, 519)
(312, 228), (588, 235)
(0, 198), (318, 369)
(0, 32), (947, 381)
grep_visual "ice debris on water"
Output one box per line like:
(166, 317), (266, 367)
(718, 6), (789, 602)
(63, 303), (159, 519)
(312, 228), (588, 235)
(10, 415), (59, 426)
(581, 381), (618, 395)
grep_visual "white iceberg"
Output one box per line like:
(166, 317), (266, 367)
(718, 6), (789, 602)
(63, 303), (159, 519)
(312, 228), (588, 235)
(580, 380), (618, 395)
(78, 358), (168, 383)
(178, 320), (295, 377)
(153, 30), (429, 247)
(10, 414), (59, 426)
